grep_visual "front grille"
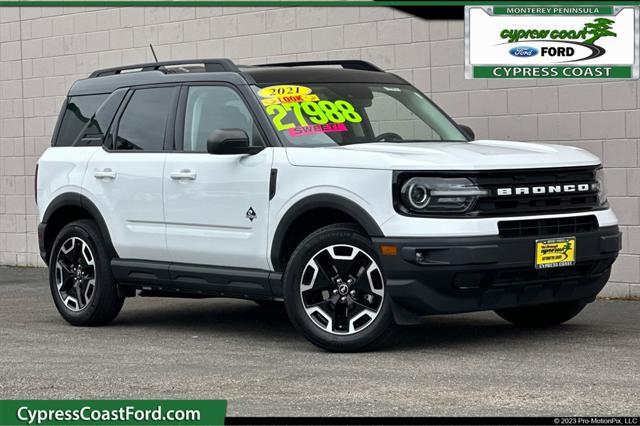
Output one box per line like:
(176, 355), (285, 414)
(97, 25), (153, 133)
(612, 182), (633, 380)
(473, 166), (601, 216)
(498, 215), (599, 238)
(394, 166), (603, 217)
(475, 192), (600, 216)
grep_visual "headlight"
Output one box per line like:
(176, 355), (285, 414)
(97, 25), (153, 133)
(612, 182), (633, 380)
(405, 181), (430, 209)
(400, 177), (488, 214)
(595, 168), (607, 206)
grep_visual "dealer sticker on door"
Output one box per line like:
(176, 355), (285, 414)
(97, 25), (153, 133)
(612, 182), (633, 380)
(465, 5), (639, 79)
(535, 237), (576, 269)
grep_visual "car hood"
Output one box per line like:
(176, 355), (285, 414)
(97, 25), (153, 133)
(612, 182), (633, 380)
(284, 140), (601, 171)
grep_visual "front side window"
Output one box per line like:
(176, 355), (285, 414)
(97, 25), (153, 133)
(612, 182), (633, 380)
(253, 83), (466, 147)
(367, 90), (442, 142)
(115, 87), (177, 151)
(182, 85), (262, 153)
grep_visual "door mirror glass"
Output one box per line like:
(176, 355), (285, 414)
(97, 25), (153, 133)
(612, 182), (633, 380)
(207, 129), (263, 155)
(458, 124), (475, 140)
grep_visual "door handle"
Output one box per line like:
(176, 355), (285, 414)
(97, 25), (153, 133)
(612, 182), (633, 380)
(170, 170), (197, 181)
(94, 168), (116, 179)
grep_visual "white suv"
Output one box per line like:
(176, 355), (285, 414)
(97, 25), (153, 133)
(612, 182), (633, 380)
(36, 59), (621, 351)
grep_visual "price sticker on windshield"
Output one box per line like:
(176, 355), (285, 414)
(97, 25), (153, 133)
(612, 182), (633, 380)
(258, 85), (319, 105)
(265, 100), (362, 137)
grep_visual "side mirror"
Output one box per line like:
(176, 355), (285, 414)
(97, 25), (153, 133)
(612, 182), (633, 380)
(206, 129), (263, 155)
(458, 124), (475, 140)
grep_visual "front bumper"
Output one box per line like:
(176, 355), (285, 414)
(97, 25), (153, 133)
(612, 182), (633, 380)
(372, 225), (621, 319)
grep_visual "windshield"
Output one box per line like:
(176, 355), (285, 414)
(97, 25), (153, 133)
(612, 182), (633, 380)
(253, 83), (467, 147)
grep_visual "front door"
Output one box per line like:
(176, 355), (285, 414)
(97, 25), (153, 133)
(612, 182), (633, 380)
(163, 85), (273, 270)
(83, 86), (179, 261)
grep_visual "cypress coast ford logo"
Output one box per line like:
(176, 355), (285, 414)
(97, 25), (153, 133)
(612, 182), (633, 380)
(465, 6), (639, 79)
(501, 18), (617, 62)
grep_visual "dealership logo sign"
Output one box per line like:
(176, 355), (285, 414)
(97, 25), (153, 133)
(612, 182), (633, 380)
(465, 6), (639, 79)
(501, 18), (617, 62)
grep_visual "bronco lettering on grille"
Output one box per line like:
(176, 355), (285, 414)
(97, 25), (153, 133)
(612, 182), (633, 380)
(496, 183), (594, 196)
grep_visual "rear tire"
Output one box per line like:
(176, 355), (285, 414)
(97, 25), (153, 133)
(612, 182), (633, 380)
(495, 300), (587, 327)
(283, 223), (394, 352)
(49, 219), (124, 326)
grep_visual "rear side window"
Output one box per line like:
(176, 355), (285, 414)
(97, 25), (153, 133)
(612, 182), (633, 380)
(115, 87), (177, 151)
(55, 94), (108, 146)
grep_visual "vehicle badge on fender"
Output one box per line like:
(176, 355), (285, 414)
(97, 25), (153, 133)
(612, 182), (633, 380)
(246, 207), (257, 221)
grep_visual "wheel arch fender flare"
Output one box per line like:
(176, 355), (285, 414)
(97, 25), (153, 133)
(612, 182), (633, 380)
(41, 192), (118, 262)
(270, 193), (384, 270)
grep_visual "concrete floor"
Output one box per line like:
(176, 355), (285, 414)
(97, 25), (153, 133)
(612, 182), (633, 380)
(0, 266), (638, 416)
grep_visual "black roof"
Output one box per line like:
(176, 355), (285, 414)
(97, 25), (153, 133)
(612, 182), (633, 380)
(69, 59), (408, 96)
(241, 66), (406, 85)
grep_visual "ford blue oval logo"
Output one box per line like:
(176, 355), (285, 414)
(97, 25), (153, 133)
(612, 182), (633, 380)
(509, 46), (539, 57)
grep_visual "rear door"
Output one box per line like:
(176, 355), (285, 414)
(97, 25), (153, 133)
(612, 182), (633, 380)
(82, 85), (179, 261)
(163, 84), (273, 269)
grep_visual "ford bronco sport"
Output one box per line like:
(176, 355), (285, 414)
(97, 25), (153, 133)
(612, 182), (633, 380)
(36, 59), (621, 351)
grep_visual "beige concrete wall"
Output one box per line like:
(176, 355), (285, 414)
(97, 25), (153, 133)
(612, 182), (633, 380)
(0, 6), (638, 295)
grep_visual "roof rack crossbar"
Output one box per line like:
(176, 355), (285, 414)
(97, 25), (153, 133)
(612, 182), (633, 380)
(89, 59), (240, 78)
(254, 60), (383, 72)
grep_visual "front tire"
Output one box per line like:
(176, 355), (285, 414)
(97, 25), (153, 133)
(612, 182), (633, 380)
(283, 223), (394, 352)
(495, 300), (587, 327)
(49, 219), (124, 326)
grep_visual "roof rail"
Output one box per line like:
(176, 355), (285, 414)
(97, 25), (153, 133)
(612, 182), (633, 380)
(254, 60), (383, 72)
(89, 59), (240, 78)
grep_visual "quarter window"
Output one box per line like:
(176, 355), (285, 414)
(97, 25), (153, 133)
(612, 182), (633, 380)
(55, 94), (108, 146)
(115, 87), (177, 151)
(75, 90), (127, 147)
(183, 86), (262, 153)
